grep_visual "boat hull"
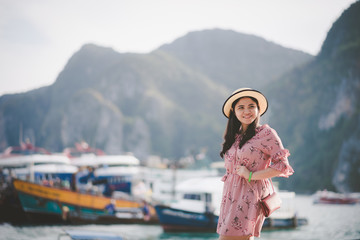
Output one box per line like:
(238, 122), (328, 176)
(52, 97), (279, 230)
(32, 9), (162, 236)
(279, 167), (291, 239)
(155, 205), (218, 232)
(0, 188), (28, 224)
(12, 179), (150, 224)
(313, 190), (360, 205)
(315, 198), (358, 205)
(155, 204), (307, 232)
(262, 217), (307, 229)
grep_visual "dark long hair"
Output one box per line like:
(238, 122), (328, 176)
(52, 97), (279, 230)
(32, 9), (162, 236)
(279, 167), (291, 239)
(220, 97), (260, 158)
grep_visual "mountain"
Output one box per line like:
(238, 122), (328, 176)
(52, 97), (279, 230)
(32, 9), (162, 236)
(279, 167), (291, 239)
(158, 28), (312, 89)
(265, 1), (360, 193)
(0, 29), (311, 166)
(1, 47), (229, 160)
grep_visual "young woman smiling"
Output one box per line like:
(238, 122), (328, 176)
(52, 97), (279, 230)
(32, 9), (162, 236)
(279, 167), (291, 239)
(217, 88), (294, 240)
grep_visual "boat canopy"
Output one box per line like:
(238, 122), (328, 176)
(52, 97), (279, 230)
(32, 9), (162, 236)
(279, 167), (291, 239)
(175, 177), (223, 194)
(71, 155), (140, 167)
(0, 154), (71, 167)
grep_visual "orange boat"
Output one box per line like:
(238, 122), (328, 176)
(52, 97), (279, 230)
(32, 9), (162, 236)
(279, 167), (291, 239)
(13, 179), (156, 224)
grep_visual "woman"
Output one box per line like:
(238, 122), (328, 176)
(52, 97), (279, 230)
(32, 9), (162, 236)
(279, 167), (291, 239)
(217, 88), (294, 240)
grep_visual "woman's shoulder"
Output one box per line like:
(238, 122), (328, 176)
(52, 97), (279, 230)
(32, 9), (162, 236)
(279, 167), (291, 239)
(255, 124), (279, 137)
(256, 124), (271, 133)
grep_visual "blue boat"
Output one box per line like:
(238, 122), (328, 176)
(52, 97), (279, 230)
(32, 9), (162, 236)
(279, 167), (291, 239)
(155, 177), (223, 232)
(155, 177), (308, 232)
(71, 154), (142, 197)
(155, 204), (218, 232)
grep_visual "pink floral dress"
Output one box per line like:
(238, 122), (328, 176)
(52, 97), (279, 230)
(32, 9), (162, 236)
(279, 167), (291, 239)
(217, 124), (294, 237)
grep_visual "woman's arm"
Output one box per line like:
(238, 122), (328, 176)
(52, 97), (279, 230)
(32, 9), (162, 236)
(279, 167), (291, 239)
(236, 166), (282, 181)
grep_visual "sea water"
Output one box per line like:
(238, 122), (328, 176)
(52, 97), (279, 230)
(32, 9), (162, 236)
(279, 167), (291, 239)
(1, 195), (360, 240)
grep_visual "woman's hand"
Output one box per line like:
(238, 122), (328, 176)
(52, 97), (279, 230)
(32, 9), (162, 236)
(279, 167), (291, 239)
(236, 167), (283, 181)
(236, 165), (250, 180)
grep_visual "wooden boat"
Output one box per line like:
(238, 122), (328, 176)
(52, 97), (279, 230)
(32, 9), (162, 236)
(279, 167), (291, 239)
(13, 179), (155, 224)
(155, 177), (308, 232)
(0, 144), (76, 224)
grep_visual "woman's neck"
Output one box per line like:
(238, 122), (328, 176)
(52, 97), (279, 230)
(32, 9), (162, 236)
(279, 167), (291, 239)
(241, 122), (261, 134)
(240, 124), (249, 134)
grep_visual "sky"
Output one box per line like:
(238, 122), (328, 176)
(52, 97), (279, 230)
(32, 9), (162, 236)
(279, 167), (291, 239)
(0, 0), (357, 96)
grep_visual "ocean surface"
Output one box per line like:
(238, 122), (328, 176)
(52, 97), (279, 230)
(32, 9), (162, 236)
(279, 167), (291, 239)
(1, 195), (360, 240)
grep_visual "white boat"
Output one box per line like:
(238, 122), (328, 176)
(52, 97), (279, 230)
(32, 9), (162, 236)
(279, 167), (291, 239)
(141, 167), (218, 204)
(155, 176), (307, 232)
(155, 176), (222, 232)
(70, 153), (147, 198)
(0, 153), (70, 167)
(171, 177), (223, 215)
(0, 152), (76, 183)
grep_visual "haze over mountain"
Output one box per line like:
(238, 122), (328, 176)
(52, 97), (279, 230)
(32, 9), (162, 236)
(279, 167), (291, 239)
(1, 1), (359, 193)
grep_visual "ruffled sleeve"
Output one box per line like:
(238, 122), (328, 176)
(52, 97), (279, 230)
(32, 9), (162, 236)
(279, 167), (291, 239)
(270, 149), (294, 177)
(261, 126), (294, 178)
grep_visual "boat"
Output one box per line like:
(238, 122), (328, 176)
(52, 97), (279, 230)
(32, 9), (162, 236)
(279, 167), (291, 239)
(313, 190), (360, 205)
(0, 141), (157, 225)
(63, 141), (105, 158)
(64, 143), (153, 203)
(0, 142), (75, 183)
(71, 154), (143, 198)
(155, 204), (218, 232)
(0, 144), (77, 224)
(155, 176), (308, 232)
(58, 229), (124, 240)
(1, 141), (50, 158)
(12, 178), (154, 224)
(142, 167), (218, 204)
(155, 177), (222, 232)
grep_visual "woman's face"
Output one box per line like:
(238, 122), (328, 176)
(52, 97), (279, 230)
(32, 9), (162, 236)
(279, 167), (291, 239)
(234, 97), (259, 128)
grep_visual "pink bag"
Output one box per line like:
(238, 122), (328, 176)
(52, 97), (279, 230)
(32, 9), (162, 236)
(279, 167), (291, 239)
(259, 179), (282, 217)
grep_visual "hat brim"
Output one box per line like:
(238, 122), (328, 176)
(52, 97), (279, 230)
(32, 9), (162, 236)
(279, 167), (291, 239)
(222, 88), (268, 118)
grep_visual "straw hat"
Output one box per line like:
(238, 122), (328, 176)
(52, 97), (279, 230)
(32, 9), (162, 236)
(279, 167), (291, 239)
(222, 88), (268, 118)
